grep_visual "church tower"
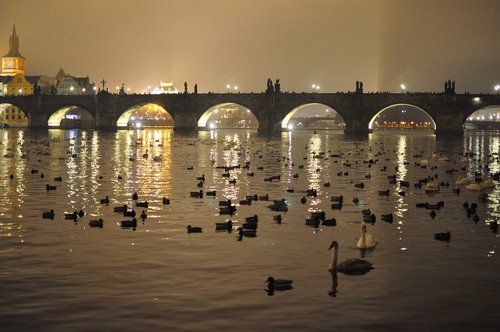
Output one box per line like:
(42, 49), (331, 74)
(2, 23), (26, 76)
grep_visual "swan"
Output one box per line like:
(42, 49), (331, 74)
(357, 224), (377, 249)
(480, 179), (495, 189)
(456, 175), (474, 185)
(328, 241), (373, 274)
(425, 182), (440, 193)
(465, 183), (482, 191)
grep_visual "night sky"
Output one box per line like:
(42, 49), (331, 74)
(0, 0), (498, 94)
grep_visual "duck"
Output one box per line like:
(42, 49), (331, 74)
(132, 192), (139, 200)
(190, 190), (203, 198)
(196, 174), (205, 181)
(64, 211), (78, 220)
(136, 201), (149, 208)
(187, 225), (203, 233)
(322, 218), (337, 227)
(273, 214), (282, 223)
(434, 231), (451, 242)
(120, 218), (138, 228)
(381, 213), (393, 223)
(266, 277), (293, 292)
(123, 209), (136, 217)
(237, 227), (257, 238)
(300, 196), (307, 204)
(100, 196), (110, 204)
(114, 204), (128, 213)
(352, 197), (360, 205)
(162, 197), (170, 205)
(42, 209), (55, 219)
(54, 176), (62, 182)
(305, 218), (320, 228)
(46, 184), (56, 191)
(430, 210), (437, 219)
(153, 155), (162, 162)
(378, 189), (390, 196)
(88, 219), (104, 228)
(206, 190), (216, 196)
(357, 224), (377, 249)
(328, 241), (373, 274)
(78, 209), (85, 217)
(140, 210), (148, 220)
(215, 220), (233, 231)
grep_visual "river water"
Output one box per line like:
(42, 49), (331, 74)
(0, 128), (499, 331)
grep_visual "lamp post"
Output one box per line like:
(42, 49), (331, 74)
(234, 86), (238, 93)
(400, 84), (406, 94)
(226, 84), (231, 93)
(495, 84), (500, 94)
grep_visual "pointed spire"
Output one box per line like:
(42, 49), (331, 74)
(4, 22), (25, 58)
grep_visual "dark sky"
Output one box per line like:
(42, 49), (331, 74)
(0, 0), (498, 94)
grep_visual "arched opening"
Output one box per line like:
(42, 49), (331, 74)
(197, 103), (258, 129)
(369, 104), (436, 132)
(281, 103), (345, 131)
(48, 106), (95, 129)
(117, 103), (174, 129)
(0, 103), (28, 128)
(464, 105), (500, 130)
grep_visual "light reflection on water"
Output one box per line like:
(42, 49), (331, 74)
(0, 128), (499, 331)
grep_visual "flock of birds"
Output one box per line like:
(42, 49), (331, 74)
(2, 132), (500, 296)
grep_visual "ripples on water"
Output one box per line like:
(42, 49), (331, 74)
(0, 128), (499, 331)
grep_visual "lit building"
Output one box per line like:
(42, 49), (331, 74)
(55, 71), (96, 95)
(151, 81), (179, 94)
(0, 23), (34, 96)
(0, 104), (28, 127)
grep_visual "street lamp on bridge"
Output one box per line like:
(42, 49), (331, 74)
(495, 84), (500, 94)
(400, 84), (406, 94)
(312, 84), (320, 93)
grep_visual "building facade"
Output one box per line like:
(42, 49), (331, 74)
(55, 74), (96, 95)
(0, 24), (34, 96)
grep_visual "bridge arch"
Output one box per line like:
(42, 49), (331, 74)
(48, 106), (95, 129)
(197, 102), (258, 129)
(368, 103), (436, 132)
(281, 103), (345, 130)
(117, 103), (174, 129)
(0, 102), (28, 128)
(464, 105), (500, 130)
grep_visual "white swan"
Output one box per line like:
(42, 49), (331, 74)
(357, 224), (377, 249)
(465, 183), (482, 191)
(480, 179), (495, 189)
(456, 175), (474, 185)
(328, 241), (373, 274)
(425, 182), (440, 193)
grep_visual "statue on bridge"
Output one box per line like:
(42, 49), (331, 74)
(274, 79), (281, 93)
(266, 78), (274, 94)
(184, 82), (188, 94)
(194, 84), (198, 94)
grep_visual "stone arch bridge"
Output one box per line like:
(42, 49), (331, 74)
(0, 92), (498, 132)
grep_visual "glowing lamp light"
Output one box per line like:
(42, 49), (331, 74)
(82, 88), (86, 92)
(287, 124), (294, 130)
(209, 123), (216, 129)
(70, 86), (74, 91)
(93, 86), (97, 91)
(135, 122), (142, 128)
